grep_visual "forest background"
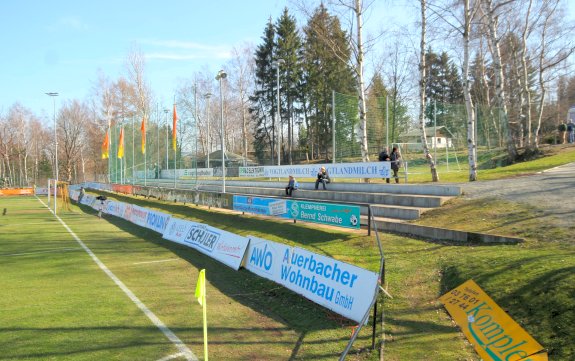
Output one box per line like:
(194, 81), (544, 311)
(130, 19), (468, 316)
(1, 0), (574, 186)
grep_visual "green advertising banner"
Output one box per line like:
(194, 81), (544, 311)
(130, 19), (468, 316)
(233, 196), (361, 229)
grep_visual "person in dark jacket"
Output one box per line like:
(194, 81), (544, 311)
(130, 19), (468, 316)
(379, 148), (391, 182)
(390, 146), (401, 183)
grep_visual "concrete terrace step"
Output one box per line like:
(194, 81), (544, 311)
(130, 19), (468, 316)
(210, 185), (445, 209)
(138, 179), (461, 222)
(192, 180), (462, 197)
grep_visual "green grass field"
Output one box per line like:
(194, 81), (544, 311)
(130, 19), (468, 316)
(1, 196), (384, 360)
(2, 144), (574, 360)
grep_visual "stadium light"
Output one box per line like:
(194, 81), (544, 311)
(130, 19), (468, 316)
(45, 92), (59, 214)
(215, 70), (227, 193)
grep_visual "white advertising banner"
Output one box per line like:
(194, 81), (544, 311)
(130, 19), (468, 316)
(81, 194), (97, 207)
(180, 168), (214, 178)
(162, 217), (194, 245)
(35, 187), (49, 195)
(105, 201), (127, 218)
(239, 166), (265, 178)
(129, 205), (149, 228)
(244, 236), (379, 323)
(144, 210), (171, 234)
(69, 190), (79, 201)
(180, 222), (249, 270)
(239, 161), (391, 179)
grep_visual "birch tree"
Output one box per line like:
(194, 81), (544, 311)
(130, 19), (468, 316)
(419, 0), (439, 181)
(480, 0), (518, 160)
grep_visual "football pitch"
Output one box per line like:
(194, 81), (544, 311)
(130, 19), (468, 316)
(0, 196), (375, 361)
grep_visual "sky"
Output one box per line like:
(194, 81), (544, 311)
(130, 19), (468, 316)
(0, 0), (297, 120)
(1, 1), (572, 123)
(0, 0), (395, 123)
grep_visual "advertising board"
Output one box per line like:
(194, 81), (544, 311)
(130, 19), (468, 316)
(233, 196), (360, 229)
(244, 236), (379, 323)
(439, 280), (546, 361)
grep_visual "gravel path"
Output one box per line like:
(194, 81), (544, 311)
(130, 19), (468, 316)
(457, 162), (575, 227)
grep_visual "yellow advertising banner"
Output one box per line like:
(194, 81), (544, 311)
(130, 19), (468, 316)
(439, 279), (545, 361)
(519, 352), (548, 361)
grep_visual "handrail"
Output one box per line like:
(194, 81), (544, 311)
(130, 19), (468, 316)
(338, 204), (385, 360)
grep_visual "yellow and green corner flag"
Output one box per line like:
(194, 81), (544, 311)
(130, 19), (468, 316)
(195, 269), (208, 360)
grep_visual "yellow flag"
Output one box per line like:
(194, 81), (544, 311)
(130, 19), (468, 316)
(101, 130), (109, 159)
(195, 269), (205, 306)
(140, 117), (146, 154)
(117, 128), (125, 159)
(172, 103), (177, 151)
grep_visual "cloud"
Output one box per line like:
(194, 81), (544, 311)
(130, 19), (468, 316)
(58, 16), (90, 31)
(140, 39), (232, 62)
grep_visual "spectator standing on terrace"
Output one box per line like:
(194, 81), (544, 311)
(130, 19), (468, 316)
(379, 148), (391, 183)
(568, 121), (575, 144)
(78, 187), (85, 203)
(390, 146), (401, 183)
(285, 175), (298, 197)
(315, 166), (330, 190)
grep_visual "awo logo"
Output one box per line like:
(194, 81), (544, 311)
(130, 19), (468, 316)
(249, 243), (273, 273)
(466, 302), (531, 361)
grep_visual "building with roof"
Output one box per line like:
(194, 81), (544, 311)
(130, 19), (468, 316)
(398, 126), (454, 150)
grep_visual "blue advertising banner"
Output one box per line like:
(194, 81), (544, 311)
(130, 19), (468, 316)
(233, 196), (360, 229)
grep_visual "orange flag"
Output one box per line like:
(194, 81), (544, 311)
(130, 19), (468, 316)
(117, 128), (125, 159)
(140, 117), (146, 154)
(101, 131), (110, 159)
(172, 103), (177, 151)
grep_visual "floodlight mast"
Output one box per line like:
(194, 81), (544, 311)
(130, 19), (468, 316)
(46, 92), (59, 214)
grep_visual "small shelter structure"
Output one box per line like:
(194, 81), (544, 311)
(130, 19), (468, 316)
(398, 126), (454, 151)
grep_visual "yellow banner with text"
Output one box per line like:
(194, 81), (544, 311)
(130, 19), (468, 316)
(439, 279), (546, 361)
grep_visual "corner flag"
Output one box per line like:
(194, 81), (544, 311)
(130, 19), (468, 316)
(195, 269), (208, 360)
(195, 269), (205, 306)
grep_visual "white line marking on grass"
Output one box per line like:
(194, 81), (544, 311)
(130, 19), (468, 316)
(133, 258), (179, 265)
(35, 196), (198, 361)
(157, 352), (187, 361)
(2, 247), (79, 257)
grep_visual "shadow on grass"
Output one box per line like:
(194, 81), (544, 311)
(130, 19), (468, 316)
(74, 195), (365, 360)
(0, 325), (347, 360)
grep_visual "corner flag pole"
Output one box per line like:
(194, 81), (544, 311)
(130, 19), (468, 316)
(195, 269), (208, 361)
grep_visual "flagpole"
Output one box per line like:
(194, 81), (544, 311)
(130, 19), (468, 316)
(113, 122), (116, 183)
(174, 97), (177, 190)
(202, 285), (208, 361)
(108, 120), (111, 183)
(132, 116), (135, 184)
(195, 269), (208, 361)
(164, 109), (169, 178)
(144, 115), (147, 186)
(156, 103), (160, 181)
(194, 84), (198, 187)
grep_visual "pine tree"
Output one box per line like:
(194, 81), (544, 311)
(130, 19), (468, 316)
(275, 8), (303, 164)
(249, 19), (276, 164)
(302, 4), (355, 160)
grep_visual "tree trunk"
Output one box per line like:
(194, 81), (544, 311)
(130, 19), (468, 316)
(483, 0), (517, 160)
(419, 0), (438, 182)
(355, 0), (369, 164)
(463, 0), (477, 181)
(521, 0), (534, 149)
